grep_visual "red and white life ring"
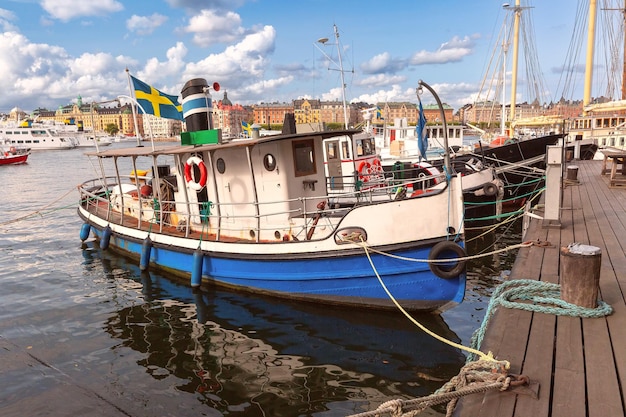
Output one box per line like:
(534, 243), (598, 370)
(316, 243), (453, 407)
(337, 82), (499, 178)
(184, 156), (207, 191)
(358, 161), (372, 182)
(357, 158), (383, 183)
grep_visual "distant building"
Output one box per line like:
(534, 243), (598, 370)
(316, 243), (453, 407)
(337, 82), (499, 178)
(253, 102), (294, 127)
(213, 92), (252, 137)
(32, 95), (148, 138)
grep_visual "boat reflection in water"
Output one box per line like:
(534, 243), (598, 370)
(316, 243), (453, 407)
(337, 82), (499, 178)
(82, 243), (466, 416)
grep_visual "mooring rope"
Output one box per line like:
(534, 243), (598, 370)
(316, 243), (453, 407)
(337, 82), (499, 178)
(349, 239), (614, 417)
(347, 358), (513, 417)
(0, 187), (77, 226)
(356, 238), (502, 364)
(467, 279), (613, 362)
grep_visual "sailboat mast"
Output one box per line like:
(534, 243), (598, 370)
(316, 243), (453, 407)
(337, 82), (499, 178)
(622, 1), (626, 100)
(509, 0), (521, 124)
(583, 0), (597, 112)
(501, 6), (509, 137)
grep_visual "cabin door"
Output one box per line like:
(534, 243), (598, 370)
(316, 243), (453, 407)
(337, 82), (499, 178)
(325, 140), (343, 189)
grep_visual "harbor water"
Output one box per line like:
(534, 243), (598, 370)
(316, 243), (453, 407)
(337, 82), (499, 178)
(0, 143), (521, 417)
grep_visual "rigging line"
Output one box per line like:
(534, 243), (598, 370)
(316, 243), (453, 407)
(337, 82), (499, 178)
(554, 0), (589, 102)
(476, 10), (508, 102)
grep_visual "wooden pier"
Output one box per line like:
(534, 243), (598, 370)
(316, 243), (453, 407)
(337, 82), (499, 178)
(454, 158), (626, 417)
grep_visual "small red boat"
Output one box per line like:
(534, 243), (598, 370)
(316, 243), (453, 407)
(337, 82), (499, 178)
(0, 146), (30, 165)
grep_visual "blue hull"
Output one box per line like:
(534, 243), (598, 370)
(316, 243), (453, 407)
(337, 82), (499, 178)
(89, 227), (465, 311)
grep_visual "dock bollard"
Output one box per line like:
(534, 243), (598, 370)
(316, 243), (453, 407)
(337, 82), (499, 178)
(566, 165), (579, 181)
(560, 243), (601, 308)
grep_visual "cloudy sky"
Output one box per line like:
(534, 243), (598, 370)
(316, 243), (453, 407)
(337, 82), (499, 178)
(0, 0), (620, 114)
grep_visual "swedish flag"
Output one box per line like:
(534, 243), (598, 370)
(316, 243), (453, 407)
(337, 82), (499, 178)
(130, 75), (183, 120)
(376, 106), (384, 120)
(241, 120), (252, 136)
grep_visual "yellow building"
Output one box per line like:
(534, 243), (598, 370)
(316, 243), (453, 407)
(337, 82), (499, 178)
(33, 95), (145, 137)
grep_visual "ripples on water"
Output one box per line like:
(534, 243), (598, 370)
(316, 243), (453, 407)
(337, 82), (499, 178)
(0, 144), (522, 416)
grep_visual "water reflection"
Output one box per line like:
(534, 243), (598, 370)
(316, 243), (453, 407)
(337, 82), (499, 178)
(82, 243), (466, 416)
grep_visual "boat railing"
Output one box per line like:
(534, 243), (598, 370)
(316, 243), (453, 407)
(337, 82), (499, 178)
(79, 169), (448, 243)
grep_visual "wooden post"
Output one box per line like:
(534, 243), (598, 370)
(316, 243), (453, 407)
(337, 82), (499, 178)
(560, 243), (601, 308)
(566, 165), (579, 181)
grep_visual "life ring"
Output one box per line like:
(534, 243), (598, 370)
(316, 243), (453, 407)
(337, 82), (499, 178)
(358, 161), (372, 182)
(428, 241), (466, 279)
(184, 156), (208, 191)
(372, 158), (383, 173)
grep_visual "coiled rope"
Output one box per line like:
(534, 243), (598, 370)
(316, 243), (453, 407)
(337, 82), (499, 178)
(467, 279), (613, 362)
(347, 358), (512, 417)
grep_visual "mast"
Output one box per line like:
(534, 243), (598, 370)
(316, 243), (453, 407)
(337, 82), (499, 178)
(583, 0), (597, 113)
(315, 25), (351, 129)
(509, 0), (521, 124)
(334, 24), (349, 129)
(622, 2), (626, 100)
(501, 4), (510, 137)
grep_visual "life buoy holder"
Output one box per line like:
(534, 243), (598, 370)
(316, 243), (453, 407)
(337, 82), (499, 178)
(428, 241), (466, 279)
(184, 156), (208, 191)
(358, 158), (383, 182)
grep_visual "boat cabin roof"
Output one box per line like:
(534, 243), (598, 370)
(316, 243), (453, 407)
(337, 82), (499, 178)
(86, 129), (361, 158)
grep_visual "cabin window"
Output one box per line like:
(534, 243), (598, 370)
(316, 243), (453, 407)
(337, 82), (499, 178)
(216, 158), (226, 174)
(292, 139), (316, 177)
(356, 137), (375, 157)
(342, 141), (350, 159)
(326, 142), (338, 160)
(263, 153), (277, 171)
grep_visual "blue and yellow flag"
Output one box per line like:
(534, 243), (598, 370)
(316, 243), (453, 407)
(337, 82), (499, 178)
(130, 75), (183, 120)
(241, 120), (252, 136)
(376, 106), (384, 120)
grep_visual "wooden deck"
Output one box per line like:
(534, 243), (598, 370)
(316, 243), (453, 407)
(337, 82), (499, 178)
(454, 158), (626, 417)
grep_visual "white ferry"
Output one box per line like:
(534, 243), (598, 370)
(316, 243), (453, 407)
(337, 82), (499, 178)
(0, 124), (76, 150)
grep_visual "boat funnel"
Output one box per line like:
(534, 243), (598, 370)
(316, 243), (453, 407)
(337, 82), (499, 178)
(181, 78), (213, 132)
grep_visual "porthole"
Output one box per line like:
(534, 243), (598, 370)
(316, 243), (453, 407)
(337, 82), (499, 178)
(216, 158), (226, 174)
(263, 153), (277, 171)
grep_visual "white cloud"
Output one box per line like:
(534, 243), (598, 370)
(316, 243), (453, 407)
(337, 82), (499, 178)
(184, 25), (275, 81)
(355, 73), (407, 88)
(0, 32), (133, 110)
(0, 8), (17, 32)
(353, 85), (409, 104)
(140, 42), (188, 87)
(40, 0), (124, 21)
(410, 36), (474, 65)
(127, 14), (168, 36)
(183, 9), (245, 46)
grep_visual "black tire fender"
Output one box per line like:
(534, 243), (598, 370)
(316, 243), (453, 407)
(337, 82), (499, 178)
(482, 182), (498, 197)
(429, 241), (467, 279)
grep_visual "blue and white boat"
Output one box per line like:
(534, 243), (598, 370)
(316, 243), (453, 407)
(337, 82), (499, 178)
(77, 78), (467, 312)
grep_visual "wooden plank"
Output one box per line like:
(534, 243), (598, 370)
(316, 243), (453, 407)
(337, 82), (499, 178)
(513, 216), (561, 417)
(576, 161), (624, 417)
(551, 166), (586, 417)
(551, 316), (585, 417)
